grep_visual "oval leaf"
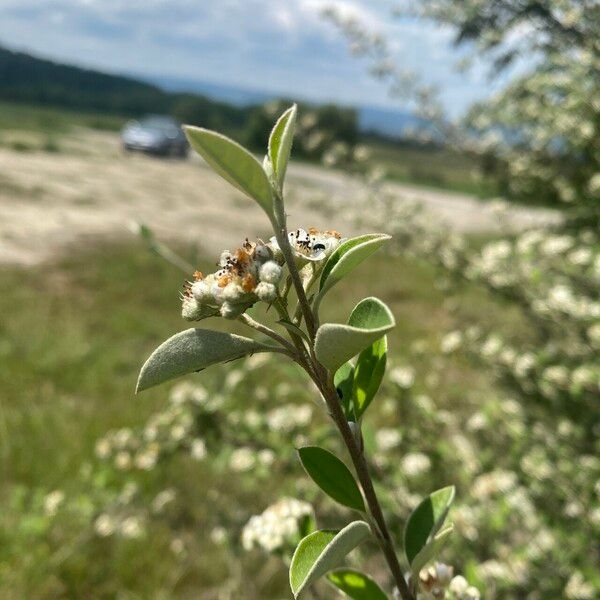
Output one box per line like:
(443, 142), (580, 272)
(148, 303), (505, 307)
(315, 234), (391, 309)
(352, 336), (387, 420)
(136, 328), (277, 392)
(404, 485), (455, 567)
(290, 521), (371, 598)
(334, 361), (355, 419)
(298, 446), (365, 512)
(269, 104), (297, 187)
(315, 298), (395, 371)
(327, 569), (388, 600)
(410, 524), (454, 576)
(184, 126), (274, 218)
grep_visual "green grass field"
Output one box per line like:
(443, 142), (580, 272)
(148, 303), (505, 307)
(364, 141), (499, 198)
(0, 240), (523, 597)
(0, 100), (493, 197)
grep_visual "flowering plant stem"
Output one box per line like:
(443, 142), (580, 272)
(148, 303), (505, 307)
(139, 108), (456, 597)
(272, 190), (415, 600)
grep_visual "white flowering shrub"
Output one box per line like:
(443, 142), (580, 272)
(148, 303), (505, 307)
(131, 106), (468, 600)
(324, 1), (599, 221)
(319, 156), (599, 596)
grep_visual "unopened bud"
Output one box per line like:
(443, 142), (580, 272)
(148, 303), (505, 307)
(259, 261), (282, 284)
(255, 281), (277, 302)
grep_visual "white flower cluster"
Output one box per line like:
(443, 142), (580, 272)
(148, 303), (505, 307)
(418, 563), (480, 600)
(94, 513), (145, 539)
(241, 497), (314, 554)
(95, 382), (214, 471)
(182, 229), (342, 320)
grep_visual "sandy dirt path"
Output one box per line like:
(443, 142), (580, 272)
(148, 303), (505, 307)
(0, 130), (559, 267)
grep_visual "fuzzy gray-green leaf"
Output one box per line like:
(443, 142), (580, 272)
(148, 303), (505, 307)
(268, 104), (297, 187)
(136, 328), (277, 392)
(289, 521), (371, 597)
(315, 234), (390, 309)
(184, 126), (274, 218)
(314, 297), (395, 371)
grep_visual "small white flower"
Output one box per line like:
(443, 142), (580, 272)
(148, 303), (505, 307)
(255, 281), (277, 302)
(115, 451), (132, 471)
(229, 447), (255, 472)
(120, 516), (144, 539)
(94, 514), (116, 537)
(95, 438), (111, 459)
(440, 330), (463, 354)
(134, 449), (158, 470)
(43, 490), (65, 516)
(449, 575), (468, 594)
(259, 260), (282, 284)
(191, 280), (211, 302)
(375, 428), (402, 452)
(220, 301), (246, 319)
(258, 449), (276, 466)
(401, 453), (431, 477)
(222, 282), (244, 302)
(152, 488), (176, 513)
(390, 366), (415, 389)
(190, 438), (207, 461)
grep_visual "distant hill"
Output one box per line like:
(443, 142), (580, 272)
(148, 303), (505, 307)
(0, 43), (424, 141)
(0, 45), (170, 114)
(147, 74), (425, 139)
(0, 45), (253, 136)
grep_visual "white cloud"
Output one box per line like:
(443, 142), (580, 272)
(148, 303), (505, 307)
(0, 0), (507, 115)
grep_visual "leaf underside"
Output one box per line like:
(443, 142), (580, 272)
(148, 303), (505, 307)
(314, 297), (395, 371)
(268, 104), (297, 187)
(136, 328), (276, 392)
(290, 521), (371, 597)
(184, 126), (274, 218)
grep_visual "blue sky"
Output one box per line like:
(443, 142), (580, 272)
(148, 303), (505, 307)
(0, 0), (515, 116)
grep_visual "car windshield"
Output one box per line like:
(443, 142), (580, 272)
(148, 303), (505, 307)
(137, 116), (179, 133)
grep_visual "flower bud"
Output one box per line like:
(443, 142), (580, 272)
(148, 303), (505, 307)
(211, 283), (225, 305)
(182, 296), (201, 320)
(218, 251), (233, 267)
(191, 280), (211, 302)
(255, 282), (277, 302)
(254, 244), (272, 262)
(222, 282), (244, 302)
(259, 260), (282, 284)
(220, 301), (246, 319)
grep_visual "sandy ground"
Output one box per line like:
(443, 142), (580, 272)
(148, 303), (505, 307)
(0, 130), (560, 266)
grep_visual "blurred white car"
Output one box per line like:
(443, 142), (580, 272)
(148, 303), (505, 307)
(121, 115), (188, 157)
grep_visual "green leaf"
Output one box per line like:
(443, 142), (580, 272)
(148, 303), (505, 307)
(268, 104), (297, 187)
(136, 328), (277, 392)
(334, 361), (355, 419)
(183, 126), (274, 219)
(289, 521), (371, 598)
(404, 486), (455, 567)
(298, 446), (365, 512)
(315, 234), (390, 309)
(352, 336), (387, 420)
(314, 298), (395, 371)
(327, 569), (388, 600)
(410, 525), (454, 576)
